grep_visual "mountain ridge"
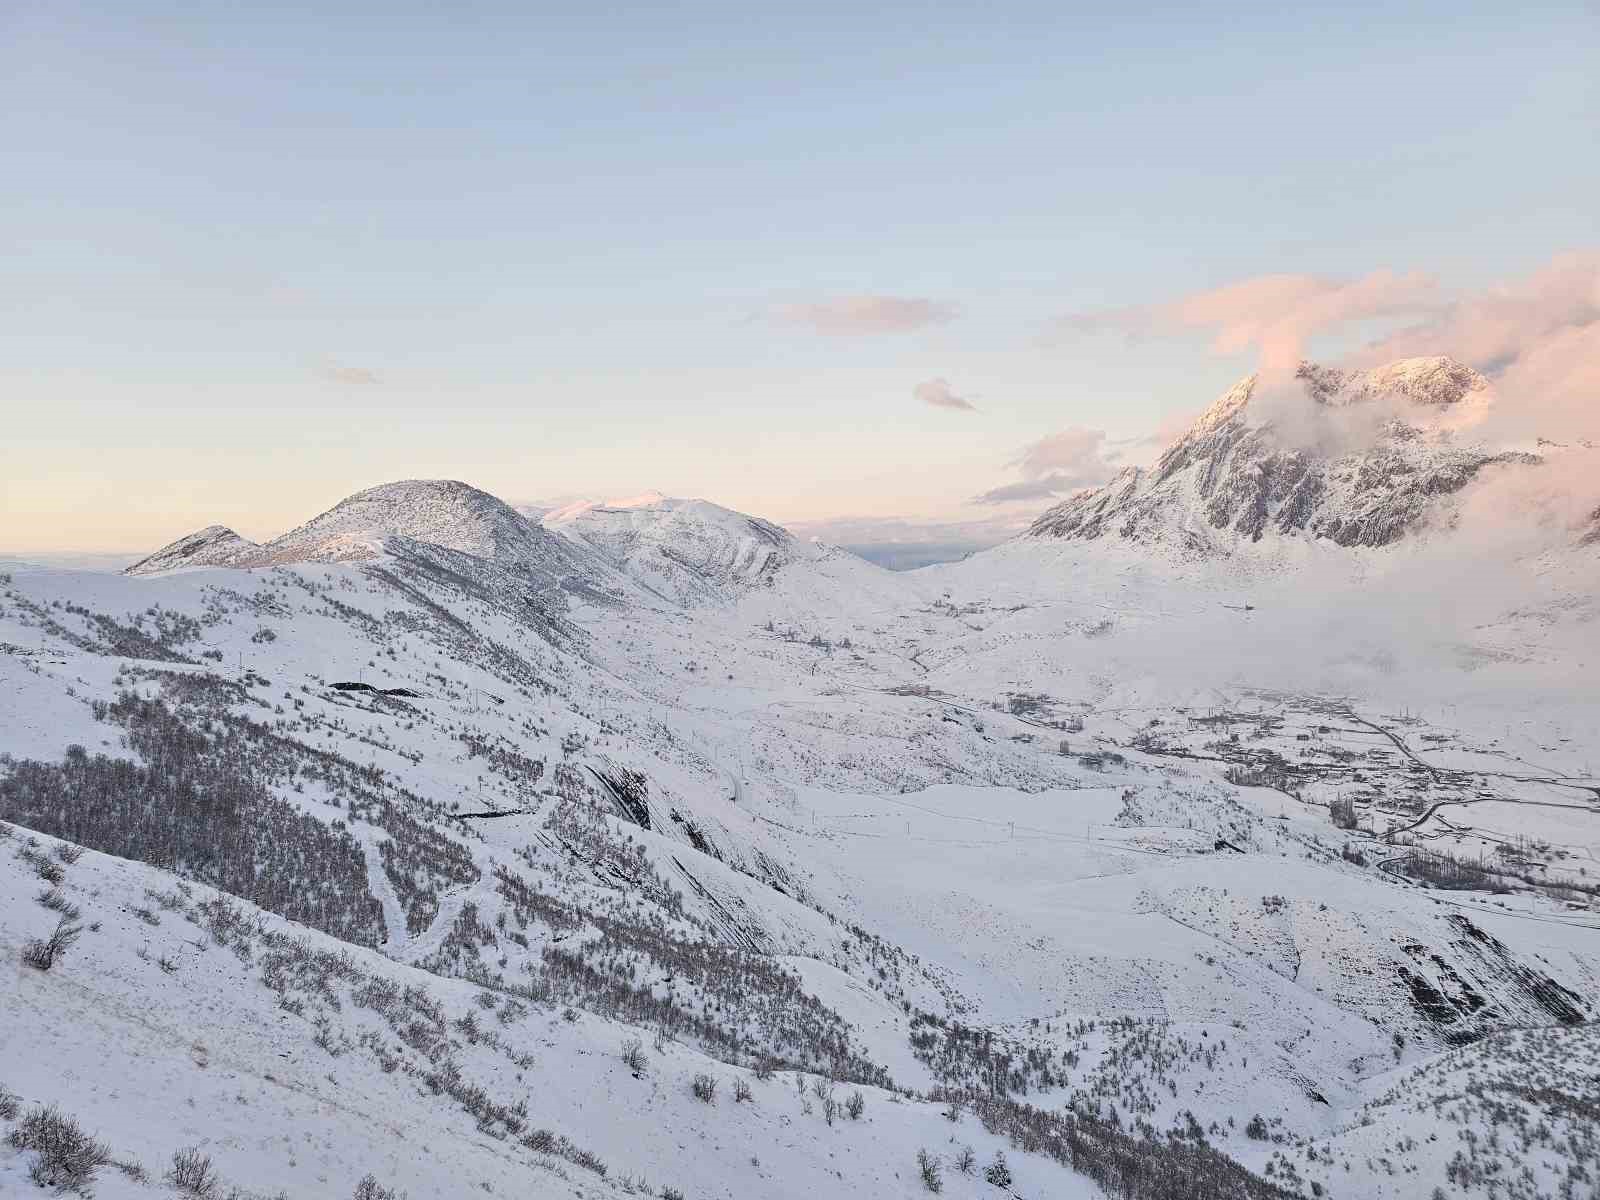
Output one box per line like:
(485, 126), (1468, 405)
(1027, 356), (1540, 554)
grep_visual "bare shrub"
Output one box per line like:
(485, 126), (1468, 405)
(55, 842), (86, 864)
(983, 1150), (1012, 1188)
(7, 1104), (111, 1191)
(35, 886), (80, 919)
(917, 1148), (943, 1193)
(753, 1054), (777, 1080)
(114, 1157), (149, 1182)
(167, 1146), (219, 1197)
(621, 1037), (647, 1073)
(845, 1090), (866, 1120)
(519, 1128), (607, 1177)
(21, 916), (82, 971)
(0, 1084), (20, 1120)
(691, 1073), (718, 1103)
(954, 1144), (976, 1174)
(733, 1077), (753, 1103)
(34, 857), (65, 885)
(353, 1173), (406, 1200)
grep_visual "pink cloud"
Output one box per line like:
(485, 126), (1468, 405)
(1010, 426), (1115, 480)
(972, 425), (1121, 505)
(1359, 252), (1600, 443)
(1362, 252), (1599, 372)
(914, 377), (978, 411)
(774, 296), (957, 336)
(1061, 269), (1438, 374)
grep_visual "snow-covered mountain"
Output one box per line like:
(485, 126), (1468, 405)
(123, 524), (261, 575)
(129, 480), (592, 579)
(1027, 357), (1539, 555)
(7, 454), (1600, 1199)
(542, 492), (905, 611)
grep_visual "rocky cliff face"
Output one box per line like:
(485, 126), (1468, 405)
(1028, 357), (1537, 554)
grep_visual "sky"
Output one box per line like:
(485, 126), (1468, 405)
(2, 0), (1596, 554)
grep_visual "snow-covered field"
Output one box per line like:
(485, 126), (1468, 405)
(3, 448), (1597, 1197)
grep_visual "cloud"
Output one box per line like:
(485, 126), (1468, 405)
(1362, 252), (1599, 373)
(1357, 251), (1600, 443)
(1059, 269), (1438, 374)
(317, 360), (380, 386)
(967, 425), (1122, 506)
(1009, 426), (1117, 480)
(971, 474), (1088, 505)
(773, 296), (957, 336)
(914, 377), (977, 411)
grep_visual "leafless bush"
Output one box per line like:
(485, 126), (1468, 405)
(0, 1083), (20, 1120)
(519, 1128), (607, 1177)
(733, 1077), (753, 1103)
(753, 1054), (777, 1080)
(983, 1150), (1012, 1188)
(34, 857), (65, 885)
(7, 1104), (111, 1191)
(353, 1173), (406, 1200)
(954, 1144), (975, 1174)
(54, 842), (86, 864)
(36, 886), (80, 919)
(114, 1157), (149, 1182)
(917, 1148), (943, 1192)
(691, 1073), (718, 1103)
(621, 1037), (647, 1073)
(22, 915), (82, 970)
(846, 1090), (865, 1120)
(167, 1146), (219, 1197)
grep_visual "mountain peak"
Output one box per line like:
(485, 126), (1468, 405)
(254, 479), (535, 565)
(124, 524), (259, 576)
(1028, 357), (1526, 553)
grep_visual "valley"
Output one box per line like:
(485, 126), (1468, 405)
(3, 363), (1598, 1200)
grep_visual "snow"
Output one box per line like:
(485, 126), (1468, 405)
(3, 458), (1598, 1199)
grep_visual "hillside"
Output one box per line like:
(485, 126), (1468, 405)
(4, 467), (1599, 1200)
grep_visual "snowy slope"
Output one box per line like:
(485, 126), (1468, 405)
(0, 829), (1087, 1200)
(5, 461), (1600, 1199)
